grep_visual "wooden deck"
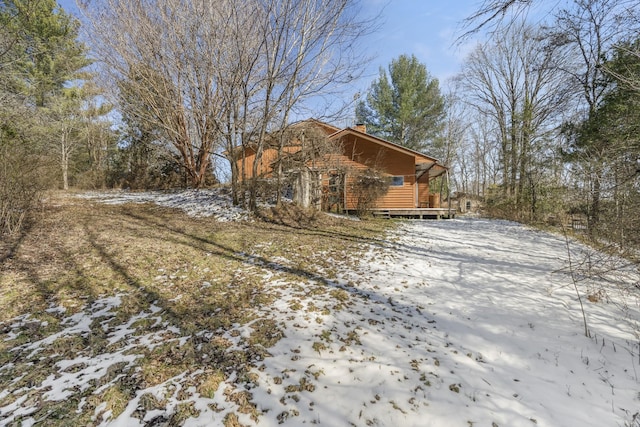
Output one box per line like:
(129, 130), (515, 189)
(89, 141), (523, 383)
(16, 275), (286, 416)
(371, 208), (456, 219)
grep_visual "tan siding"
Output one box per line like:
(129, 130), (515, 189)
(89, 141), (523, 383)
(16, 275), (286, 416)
(338, 135), (417, 209)
(339, 135), (412, 176)
(236, 152), (255, 180)
(344, 176), (357, 210)
(344, 174), (416, 210)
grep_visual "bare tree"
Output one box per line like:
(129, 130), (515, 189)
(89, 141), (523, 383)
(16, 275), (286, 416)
(241, 0), (373, 209)
(78, 81), (115, 187)
(460, 0), (535, 40)
(550, 0), (640, 228)
(48, 91), (81, 190)
(213, 0), (373, 209)
(274, 122), (345, 209)
(80, 0), (372, 201)
(80, 0), (237, 188)
(553, 0), (622, 111)
(454, 111), (501, 198)
(433, 91), (466, 199)
(457, 22), (569, 218)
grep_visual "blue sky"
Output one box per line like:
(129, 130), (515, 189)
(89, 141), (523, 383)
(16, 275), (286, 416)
(58, 0), (479, 84)
(358, 0), (558, 86)
(360, 0), (479, 84)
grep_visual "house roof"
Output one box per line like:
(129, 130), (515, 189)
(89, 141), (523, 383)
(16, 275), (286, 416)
(235, 118), (449, 180)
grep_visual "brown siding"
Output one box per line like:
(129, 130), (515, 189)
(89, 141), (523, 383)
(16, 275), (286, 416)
(236, 146), (299, 179)
(237, 150), (272, 179)
(337, 135), (417, 209)
(344, 175), (416, 210)
(339, 135), (412, 176)
(417, 173), (430, 207)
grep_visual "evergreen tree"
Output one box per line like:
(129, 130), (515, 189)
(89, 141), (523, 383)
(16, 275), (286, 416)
(573, 40), (640, 243)
(0, 0), (95, 232)
(356, 54), (445, 153)
(15, 0), (96, 189)
(5, 0), (90, 106)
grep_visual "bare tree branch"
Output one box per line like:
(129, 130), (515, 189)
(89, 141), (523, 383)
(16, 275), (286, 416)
(459, 0), (534, 41)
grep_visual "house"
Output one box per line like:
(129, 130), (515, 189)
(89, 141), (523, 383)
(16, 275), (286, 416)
(237, 119), (452, 218)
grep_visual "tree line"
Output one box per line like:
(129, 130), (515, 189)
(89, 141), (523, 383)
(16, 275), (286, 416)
(344, 0), (640, 258)
(79, 0), (373, 211)
(449, 0), (640, 255)
(1, 0), (373, 235)
(0, 0), (113, 233)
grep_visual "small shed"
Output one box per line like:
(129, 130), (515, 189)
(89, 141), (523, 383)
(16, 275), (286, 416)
(448, 192), (484, 214)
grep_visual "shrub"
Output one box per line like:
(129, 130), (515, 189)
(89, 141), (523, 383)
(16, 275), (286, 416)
(349, 168), (390, 216)
(0, 121), (51, 235)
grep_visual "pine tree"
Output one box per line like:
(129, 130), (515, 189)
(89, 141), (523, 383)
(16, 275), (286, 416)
(4, 0), (90, 106)
(1, 0), (94, 207)
(356, 54), (445, 153)
(574, 40), (640, 242)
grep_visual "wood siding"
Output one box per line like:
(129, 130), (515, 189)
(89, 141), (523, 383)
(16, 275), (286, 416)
(417, 173), (430, 207)
(337, 134), (417, 209)
(236, 146), (298, 180)
(373, 175), (416, 209)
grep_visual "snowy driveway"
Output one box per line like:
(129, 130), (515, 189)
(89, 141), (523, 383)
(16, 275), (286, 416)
(252, 218), (640, 427)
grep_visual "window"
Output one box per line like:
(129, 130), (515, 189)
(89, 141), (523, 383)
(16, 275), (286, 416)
(390, 176), (404, 186)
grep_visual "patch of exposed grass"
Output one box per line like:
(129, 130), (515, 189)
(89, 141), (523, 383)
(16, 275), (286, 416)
(284, 376), (316, 393)
(140, 342), (196, 387)
(248, 319), (283, 349)
(169, 401), (200, 425)
(196, 369), (226, 399)
(100, 383), (130, 420)
(312, 341), (327, 354)
(330, 288), (350, 302)
(289, 299), (303, 311)
(319, 329), (332, 342)
(224, 412), (247, 427)
(225, 389), (258, 421)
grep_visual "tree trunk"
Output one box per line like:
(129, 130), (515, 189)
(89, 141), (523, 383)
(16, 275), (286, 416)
(61, 131), (69, 191)
(590, 165), (602, 231)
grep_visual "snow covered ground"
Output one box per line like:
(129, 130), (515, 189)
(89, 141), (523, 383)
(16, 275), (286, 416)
(248, 219), (640, 427)
(1, 192), (639, 426)
(76, 189), (250, 222)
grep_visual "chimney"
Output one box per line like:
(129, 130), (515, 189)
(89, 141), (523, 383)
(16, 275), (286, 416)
(354, 123), (367, 133)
